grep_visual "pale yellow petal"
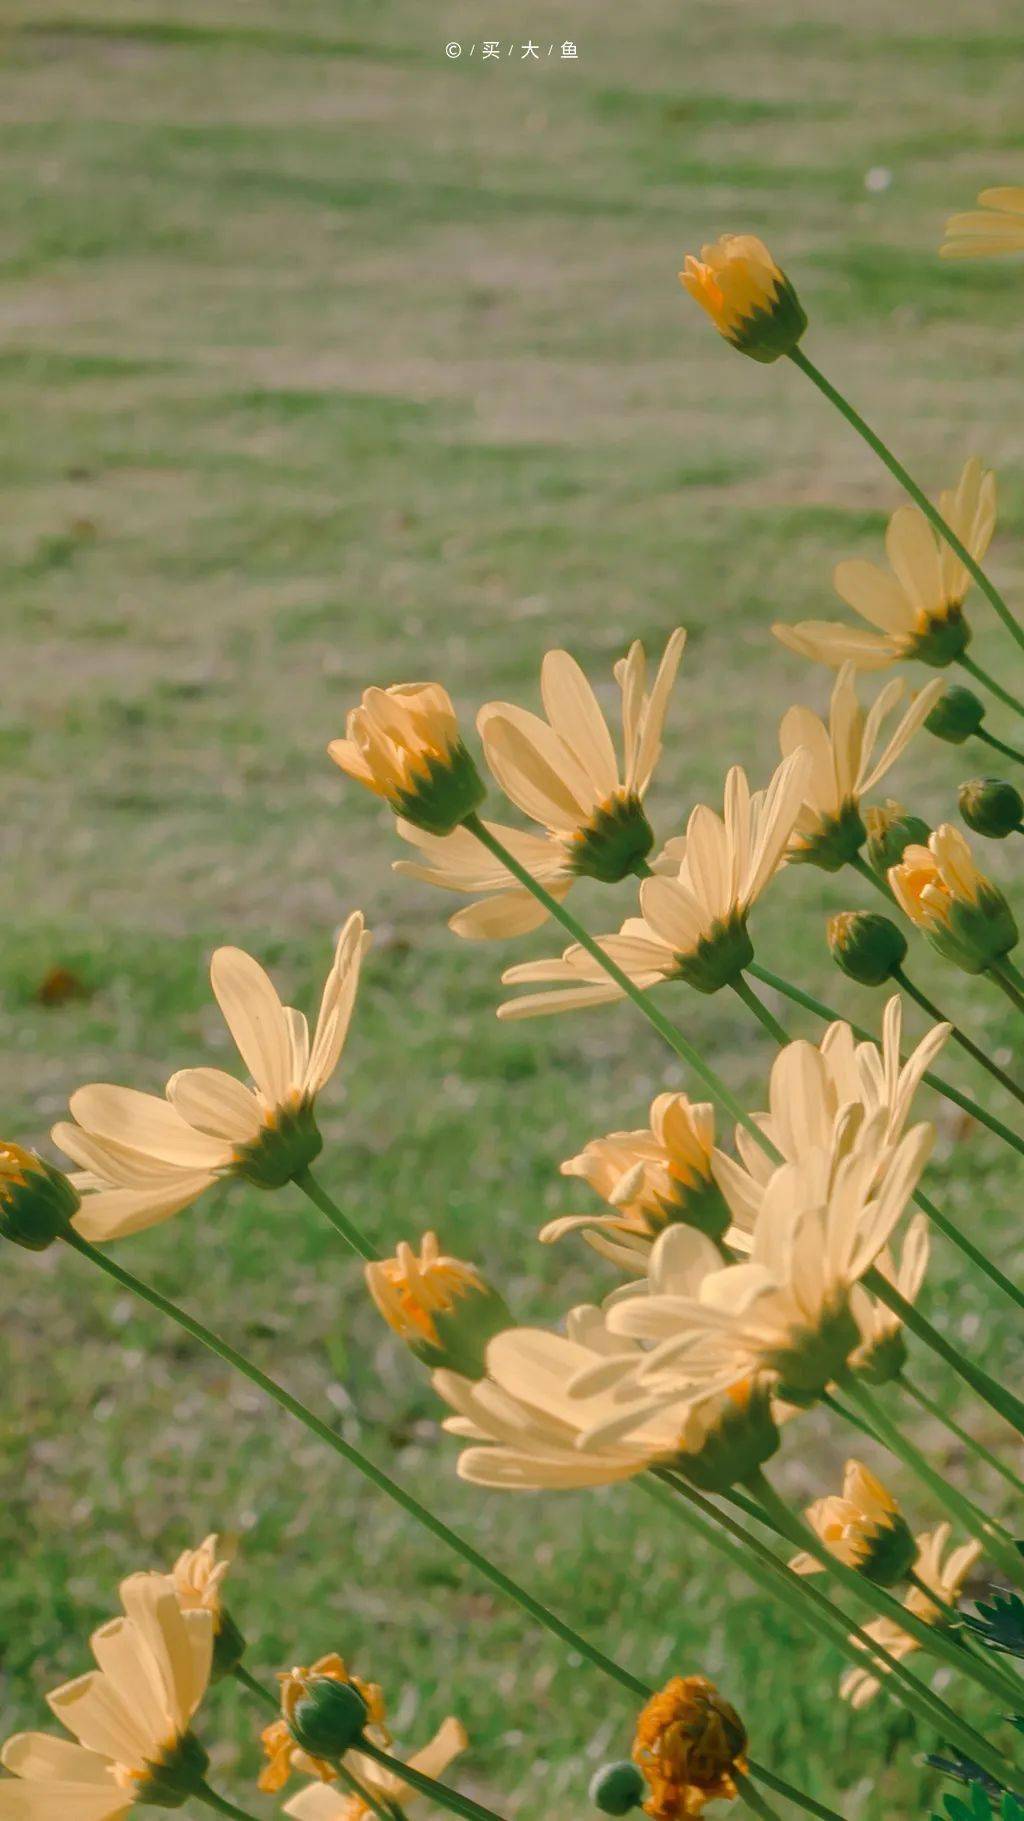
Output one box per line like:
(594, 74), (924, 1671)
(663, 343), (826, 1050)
(209, 947), (294, 1106)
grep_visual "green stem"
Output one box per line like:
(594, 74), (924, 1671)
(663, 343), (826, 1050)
(893, 965), (1024, 1110)
(959, 652), (1024, 723)
(901, 1374), (1024, 1501)
(358, 1738), (505, 1821)
(648, 1475), (1009, 1784)
(732, 973), (791, 1045)
(463, 812), (776, 1153)
(295, 1166), (376, 1261)
(197, 1788), (262, 1821)
(231, 1666), (404, 1821)
(978, 725), (1024, 767)
(843, 1379), (1023, 1584)
(788, 345), (1024, 655)
(231, 1663), (276, 1711)
(60, 1229), (649, 1703)
(749, 960), (1024, 1158)
(734, 1771), (783, 1818)
(865, 1265), (1024, 1439)
(990, 957), (1024, 1017)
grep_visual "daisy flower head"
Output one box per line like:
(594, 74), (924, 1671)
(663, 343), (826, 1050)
(789, 1459), (916, 1586)
(365, 1232), (511, 1378)
(889, 823), (1018, 973)
(680, 234), (807, 363)
(329, 683), (485, 835)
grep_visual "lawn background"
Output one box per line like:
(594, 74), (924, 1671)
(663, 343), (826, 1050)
(1, 2), (1023, 1814)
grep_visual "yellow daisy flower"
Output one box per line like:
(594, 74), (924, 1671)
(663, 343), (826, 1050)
(840, 1525), (983, 1707)
(328, 683), (485, 835)
(942, 187), (1024, 259)
(680, 234), (807, 363)
(889, 823), (1018, 973)
(789, 1459), (916, 1585)
(365, 1232), (511, 1377)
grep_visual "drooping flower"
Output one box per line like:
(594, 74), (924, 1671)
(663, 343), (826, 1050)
(889, 823), (1018, 973)
(942, 187), (1024, 259)
(680, 234), (807, 362)
(632, 1675), (748, 1818)
(0, 1573), (213, 1819)
(774, 460), (996, 670)
(779, 665), (943, 871)
(52, 916), (369, 1241)
(0, 1141), (80, 1251)
(789, 1460), (916, 1586)
(839, 1525), (983, 1708)
(543, 1093), (732, 1266)
(611, 1116), (933, 1406)
(365, 1232), (511, 1378)
(283, 1718), (469, 1821)
(259, 1656), (388, 1795)
(328, 684), (485, 835)
(498, 753), (810, 1016)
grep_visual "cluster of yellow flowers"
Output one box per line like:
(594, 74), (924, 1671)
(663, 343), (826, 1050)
(4, 196), (1024, 1821)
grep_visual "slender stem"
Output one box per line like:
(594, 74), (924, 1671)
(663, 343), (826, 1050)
(232, 1663), (276, 1711)
(750, 1766), (845, 1821)
(978, 725), (1024, 767)
(843, 1379), (1023, 1584)
(358, 1739), (505, 1821)
(60, 1230), (649, 1702)
(734, 1770), (783, 1818)
(231, 1666), (404, 1821)
(788, 345), (1024, 654)
(865, 1265), (1024, 1439)
(901, 1374), (1024, 1500)
(295, 1166), (376, 1261)
(197, 1788), (263, 1821)
(990, 958), (1024, 1017)
(731, 974), (791, 1045)
(959, 652), (1024, 723)
(849, 849), (897, 905)
(748, 961), (1024, 1158)
(463, 813), (777, 1153)
(893, 965), (1024, 1109)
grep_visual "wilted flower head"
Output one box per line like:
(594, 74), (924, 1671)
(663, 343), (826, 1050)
(942, 187), (1024, 259)
(498, 754), (809, 1015)
(260, 1655), (388, 1794)
(542, 1093), (731, 1267)
(680, 234), (807, 362)
(779, 665), (942, 871)
(632, 1675), (748, 1817)
(840, 1525), (983, 1707)
(53, 916), (369, 1241)
(283, 1718), (469, 1821)
(774, 460), (995, 670)
(889, 823), (1018, 973)
(365, 1232), (511, 1378)
(329, 683), (485, 835)
(790, 1460), (916, 1586)
(0, 1572), (213, 1816)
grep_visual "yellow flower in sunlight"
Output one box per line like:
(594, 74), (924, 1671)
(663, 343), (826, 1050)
(328, 682), (485, 835)
(889, 822), (1018, 973)
(942, 187), (1024, 259)
(789, 1460), (916, 1586)
(169, 1535), (243, 1679)
(0, 1572), (213, 1819)
(365, 1232), (511, 1378)
(840, 1524), (983, 1708)
(397, 629), (685, 940)
(680, 234), (807, 363)
(542, 1093), (732, 1265)
(779, 665), (943, 871)
(283, 1718), (469, 1821)
(52, 915), (370, 1242)
(774, 459), (995, 670)
(849, 1214), (930, 1385)
(633, 1675), (748, 1818)
(498, 752), (810, 1016)
(260, 1656), (388, 1795)
(611, 1116), (933, 1405)
(0, 1141), (79, 1252)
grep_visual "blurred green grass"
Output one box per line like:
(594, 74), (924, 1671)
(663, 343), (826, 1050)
(1, 1), (1023, 1814)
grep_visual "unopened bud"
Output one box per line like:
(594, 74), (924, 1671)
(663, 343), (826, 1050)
(959, 777), (1024, 841)
(828, 912), (907, 987)
(925, 685), (985, 746)
(865, 801), (932, 874)
(286, 1676), (368, 1760)
(367, 1233), (511, 1379)
(0, 1144), (78, 1251)
(589, 1761), (646, 1814)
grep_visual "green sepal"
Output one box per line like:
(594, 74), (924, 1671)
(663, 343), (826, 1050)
(233, 1098), (323, 1189)
(675, 1386), (780, 1494)
(391, 741), (486, 837)
(674, 915), (754, 995)
(569, 794), (654, 884)
(134, 1732), (210, 1808)
(409, 1283), (512, 1380)
(728, 275), (808, 364)
(772, 1303), (861, 1404)
(790, 800), (866, 873)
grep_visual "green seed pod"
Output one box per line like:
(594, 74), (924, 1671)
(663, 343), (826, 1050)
(287, 1677), (369, 1759)
(925, 684), (985, 745)
(828, 912), (907, 987)
(589, 1760), (646, 1814)
(958, 777), (1024, 841)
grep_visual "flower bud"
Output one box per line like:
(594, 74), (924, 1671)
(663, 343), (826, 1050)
(680, 235), (807, 363)
(329, 683), (486, 836)
(925, 684), (985, 745)
(366, 1233), (512, 1379)
(959, 776), (1024, 841)
(865, 801), (932, 874)
(286, 1676), (369, 1760)
(792, 1462), (917, 1589)
(890, 824), (1018, 975)
(827, 911), (907, 987)
(0, 1144), (78, 1251)
(589, 1761), (646, 1814)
